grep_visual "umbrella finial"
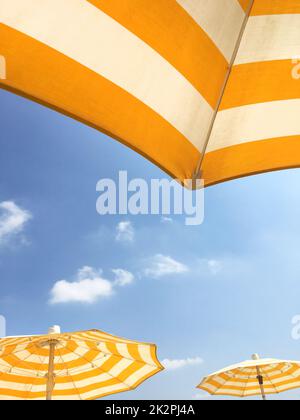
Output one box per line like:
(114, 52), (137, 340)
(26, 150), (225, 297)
(252, 354), (260, 361)
(48, 325), (61, 335)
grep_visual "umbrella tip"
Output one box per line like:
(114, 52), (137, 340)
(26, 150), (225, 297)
(252, 354), (260, 360)
(48, 325), (61, 335)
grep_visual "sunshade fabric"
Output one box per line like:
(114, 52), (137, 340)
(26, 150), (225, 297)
(198, 358), (300, 397)
(0, 329), (163, 400)
(0, 1), (299, 186)
(201, 0), (300, 186)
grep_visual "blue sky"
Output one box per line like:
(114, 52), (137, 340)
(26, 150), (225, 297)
(1, 88), (300, 400)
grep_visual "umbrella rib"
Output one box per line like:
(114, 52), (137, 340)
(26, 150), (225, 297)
(56, 348), (83, 401)
(211, 370), (253, 398)
(262, 370), (279, 395)
(210, 375), (234, 396)
(241, 370), (253, 398)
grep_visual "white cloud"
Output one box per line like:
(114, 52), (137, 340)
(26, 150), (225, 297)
(162, 357), (203, 370)
(116, 221), (134, 243)
(0, 201), (32, 246)
(50, 266), (113, 304)
(50, 266), (134, 305)
(144, 254), (188, 279)
(113, 269), (134, 286)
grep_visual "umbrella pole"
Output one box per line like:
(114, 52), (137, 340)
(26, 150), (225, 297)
(256, 366), (266, 401)
(46, 340), (57, 401)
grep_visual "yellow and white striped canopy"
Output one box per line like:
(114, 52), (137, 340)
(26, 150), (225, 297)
(0, 327), (163, 400)
(0, 1), (300, 186)
(198, 356), (300, 398)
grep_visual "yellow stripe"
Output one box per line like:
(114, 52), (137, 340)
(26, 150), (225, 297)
(102, 342), (121, 358)
(128, 344), (145, 364)
(25, 341), (78, 357)
(2, 348), (101, 371)
(237, 0), (251, 12)
(87, 0), (228, 108)
(0, 24), (199, 182)
(85, 366), (162, 400)
(150, 345), (163, 370)
(202, 135), (300, 186)
(0, 388), (45, 399)
(96, 354), (123, 373)
(0, 373), (47, 386)
(221, 60), (300, 110)
(116, 360), (146, 383)
(1, 344), (18, 357)
(251, 0), (300, 16)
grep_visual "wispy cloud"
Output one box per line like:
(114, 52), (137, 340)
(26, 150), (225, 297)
(50, 266), (134, 305)
(162, 357), (203, 371)
(112, 269), (134, 286)
(144, 254), (189, 279)
(0, 201), (32, 246)
(116, 221), (134, 243)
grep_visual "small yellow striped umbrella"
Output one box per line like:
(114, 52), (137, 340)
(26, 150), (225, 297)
(198, 354), (300, 400)
(0, 326), (163, 400)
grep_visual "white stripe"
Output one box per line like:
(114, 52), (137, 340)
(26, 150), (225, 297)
(138, 344), (155, 366)
(125, 364), (156, 387)
(116, 343), (133, 360)
(207, 99), (300, 152)
(108, 358), (133, 377)
(55, 373), (116, 390)
(0, 380), (34, 392)
(98, 342), (113, 357)
(0, 0), (213, 150)
(177, 0), (245, 61)
(235, 14), (300, 65)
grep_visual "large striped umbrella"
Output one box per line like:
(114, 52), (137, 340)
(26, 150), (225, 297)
(1, 1), (300, 188)
(198, 354), (300, 400)
(0, 326), (163, 400)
